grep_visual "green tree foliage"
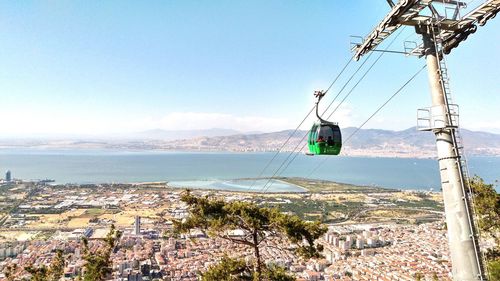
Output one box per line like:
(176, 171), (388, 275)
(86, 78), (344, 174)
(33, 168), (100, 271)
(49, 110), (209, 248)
(24, 266), (48, 281)
(262, 265), (295, 281)
(487, 259), (500, 281)
(48, 249), (65, 280)
(201, 256), (294, 281)
(200, 255), (252, 281)
(469, 176), (500, 240)
(3, 264), (17, 281)
(175, 191), (327, 281)
(81, 224), (121, 281)
(23, 249), (65, 281)
(15, 227), (120, 281)
(468, 176), (500, 280)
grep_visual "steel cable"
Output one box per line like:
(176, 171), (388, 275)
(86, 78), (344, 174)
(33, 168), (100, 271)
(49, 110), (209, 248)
(307, 64), (427, 178)
(260, 29), (405, 192)
(249, 57), (354, 191)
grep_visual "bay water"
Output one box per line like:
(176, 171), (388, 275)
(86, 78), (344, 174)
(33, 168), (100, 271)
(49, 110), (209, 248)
(0, 149), (498, 192)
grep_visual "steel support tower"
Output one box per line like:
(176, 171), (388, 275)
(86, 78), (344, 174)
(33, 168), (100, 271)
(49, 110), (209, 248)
(352, 1), (499, 280)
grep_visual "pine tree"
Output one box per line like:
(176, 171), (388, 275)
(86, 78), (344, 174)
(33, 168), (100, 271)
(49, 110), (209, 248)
(47, 249), (65, 280)
(81, 224), (121, 281)
(3, 264), (17, 281)
(24, 265), (48, 281)
(469, 176), (500, 241)
(23, 249), (65, 281)
(469, 176), (500, 280)
(200, 256), (296, 281)
(175, 191), (327, 281)
(200, 255), (252, 281)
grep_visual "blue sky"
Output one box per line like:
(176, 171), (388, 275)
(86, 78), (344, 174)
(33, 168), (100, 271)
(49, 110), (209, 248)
(0, 1), (498, 136)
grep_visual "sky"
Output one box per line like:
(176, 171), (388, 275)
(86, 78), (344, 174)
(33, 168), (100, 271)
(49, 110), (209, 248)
(0, 1), (498, 137)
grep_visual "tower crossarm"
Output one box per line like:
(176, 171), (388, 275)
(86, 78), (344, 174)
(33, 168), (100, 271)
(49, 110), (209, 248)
(440, 0), (500, 54)
(353, 0), (499, 60)
(353, 0), (430, 61)
(459, 0), (500, 28)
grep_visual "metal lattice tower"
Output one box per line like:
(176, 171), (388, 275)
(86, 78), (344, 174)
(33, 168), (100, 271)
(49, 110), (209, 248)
(352, 1), (499, 280)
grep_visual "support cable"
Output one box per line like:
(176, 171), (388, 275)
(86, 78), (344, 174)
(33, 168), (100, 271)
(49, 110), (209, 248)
(308, 64), (427, 178)
(325, 57), (355, 94)
(256, 53), (373, 193)
(326, 28), (405, 120)
(343, 65), (426, 145)
(260, 30), (405, 192)
(249, 57), (354, 191)
(248, 105), (315, 190)
(256, 55), (374, 193)
(319, 53), (374, 116)
(258, 55), (377, 193)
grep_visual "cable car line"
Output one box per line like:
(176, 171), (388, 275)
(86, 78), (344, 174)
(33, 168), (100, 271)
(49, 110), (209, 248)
(248, 105), (315, 190)
(319, 53), (374, 119)
(249, 56), (355, 192)
(256, 57), (372, 193)
(264, 62), (425, 191)
(343, 65), (427, 145)
(324, 57), (354, 94)
(308, 64), (427, 178)
(260, 57), (378, 191)
(256, 59), (367, 192)
(258, 55), (377, 192)
(255, 64), (356, 193)
(259, 30), (405, 193)
(325, 28), (404, 121)
(320, 27), (405, 122)
(257, 126), (309, 193)
(260, 64), (388, 192)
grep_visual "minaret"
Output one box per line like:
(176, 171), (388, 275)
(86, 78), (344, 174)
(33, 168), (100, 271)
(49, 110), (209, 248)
(134, 216), (141, 235)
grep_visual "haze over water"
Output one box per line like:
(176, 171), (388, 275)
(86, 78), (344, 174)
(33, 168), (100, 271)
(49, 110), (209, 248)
(0, 149), (498, 192)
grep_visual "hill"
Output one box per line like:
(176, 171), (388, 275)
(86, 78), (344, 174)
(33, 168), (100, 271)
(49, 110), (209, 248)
(150, 127), (498, 157)
(0, 127), (499, 158)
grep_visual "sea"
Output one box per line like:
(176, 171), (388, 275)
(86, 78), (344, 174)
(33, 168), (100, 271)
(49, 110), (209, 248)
(0, 149), (498, 192)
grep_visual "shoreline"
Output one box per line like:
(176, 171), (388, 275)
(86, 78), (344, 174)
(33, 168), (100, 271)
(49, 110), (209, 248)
(31, 177), (446, 195)
(2, 152), (498, 192)
(1, 147), (500, 158)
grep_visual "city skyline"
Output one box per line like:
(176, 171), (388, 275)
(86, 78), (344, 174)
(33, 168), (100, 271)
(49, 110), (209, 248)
(0, 1), (498, 137)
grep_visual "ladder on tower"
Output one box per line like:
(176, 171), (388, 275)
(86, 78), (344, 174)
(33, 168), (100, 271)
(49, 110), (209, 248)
(431, 24), (488, 280)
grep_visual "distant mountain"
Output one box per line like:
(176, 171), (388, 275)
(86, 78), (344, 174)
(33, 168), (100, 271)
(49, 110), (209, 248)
(155, 127), (500, 157)
(339, 127), (500, 157)
(0, 128), (242, 141)
(1, 127), (499, 158)
(129, 128), (242, 140)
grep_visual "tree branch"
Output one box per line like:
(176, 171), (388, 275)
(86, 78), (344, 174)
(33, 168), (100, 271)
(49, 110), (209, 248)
(217, 234), (255, 247)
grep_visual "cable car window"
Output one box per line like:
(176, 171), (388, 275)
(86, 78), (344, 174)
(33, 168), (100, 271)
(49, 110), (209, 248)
(327, 135), (334, 146)
(333, 129), (341, 142)
(319, 126), (334, 140)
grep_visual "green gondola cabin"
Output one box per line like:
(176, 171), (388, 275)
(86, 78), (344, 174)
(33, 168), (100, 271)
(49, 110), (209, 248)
(308, 122), (342, 155)
(307, 90), (342, 155)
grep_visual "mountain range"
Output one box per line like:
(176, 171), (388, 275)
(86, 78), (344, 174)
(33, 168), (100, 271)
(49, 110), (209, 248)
(0, 127), (499, 158)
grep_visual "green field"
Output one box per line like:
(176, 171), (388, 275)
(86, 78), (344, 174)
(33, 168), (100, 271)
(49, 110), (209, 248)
(281, 177), (390, 193)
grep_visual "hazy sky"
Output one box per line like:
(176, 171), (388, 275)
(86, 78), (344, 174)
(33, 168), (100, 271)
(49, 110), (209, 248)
(0, 1), (498, 136)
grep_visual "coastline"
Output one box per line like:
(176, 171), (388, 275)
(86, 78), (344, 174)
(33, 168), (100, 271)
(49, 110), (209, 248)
(1, 151), (498, 192)
(1, 147), (500, 159)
